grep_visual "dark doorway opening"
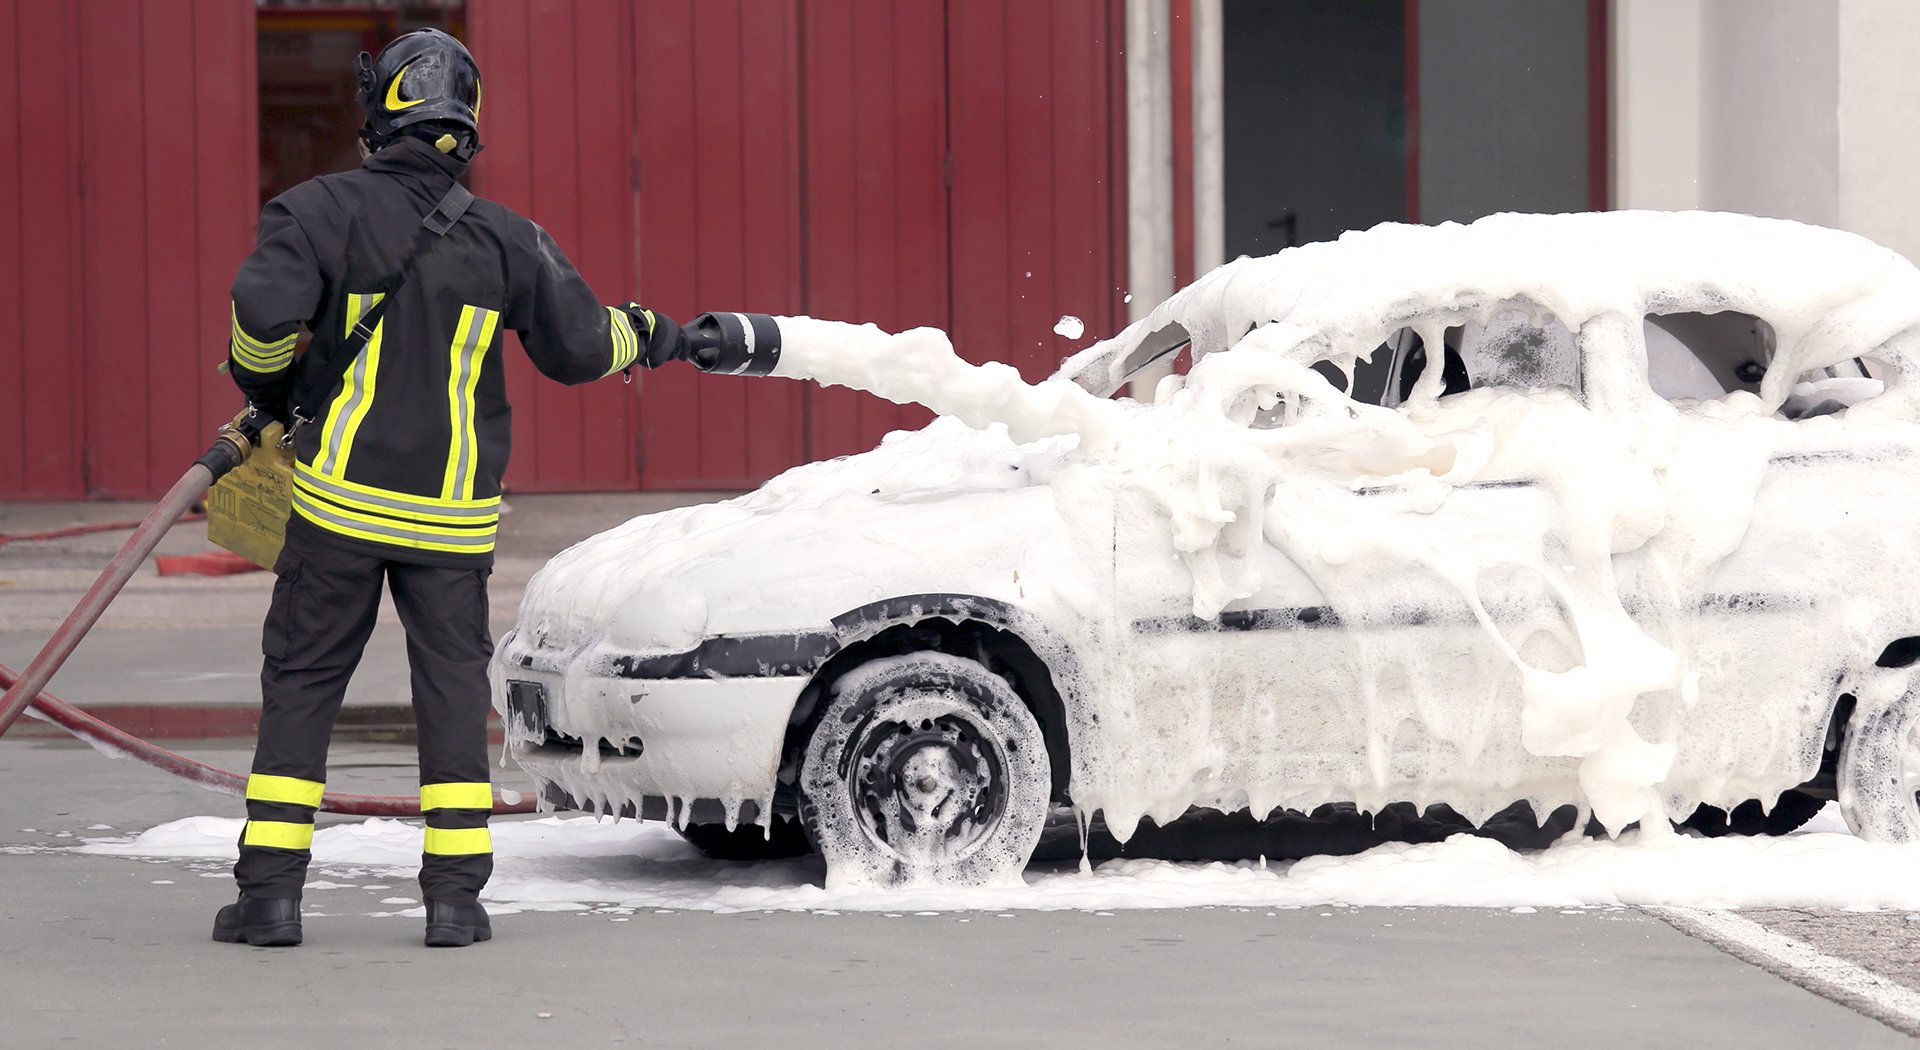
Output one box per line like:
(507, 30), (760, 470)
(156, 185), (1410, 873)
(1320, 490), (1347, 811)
(257, 2), (466, 209)
(1221, 0), (1606, 258)
(1222, 1), (1408, 258)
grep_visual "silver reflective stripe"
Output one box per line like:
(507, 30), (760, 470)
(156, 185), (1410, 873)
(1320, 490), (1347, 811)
(446, 308), (492, 500)
(292, 490), (496, 549)
(317, 294), (381, 475)
(293, 464), (498, 519)
(317, 350), (371, 474)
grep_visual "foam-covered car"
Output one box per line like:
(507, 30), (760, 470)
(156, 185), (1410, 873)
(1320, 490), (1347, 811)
(492, 211), (1920, 887)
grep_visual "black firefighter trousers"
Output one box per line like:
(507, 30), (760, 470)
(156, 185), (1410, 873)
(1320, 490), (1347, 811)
(234, 517), (494, 904)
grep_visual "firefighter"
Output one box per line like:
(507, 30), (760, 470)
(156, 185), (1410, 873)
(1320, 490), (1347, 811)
(213, 27), (692, 948)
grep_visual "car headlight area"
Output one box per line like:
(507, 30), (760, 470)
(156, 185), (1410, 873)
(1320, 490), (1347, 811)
(490, 628), (805, 828)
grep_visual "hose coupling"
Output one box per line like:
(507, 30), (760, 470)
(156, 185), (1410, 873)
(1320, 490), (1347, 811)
(193, 408), (267, 482)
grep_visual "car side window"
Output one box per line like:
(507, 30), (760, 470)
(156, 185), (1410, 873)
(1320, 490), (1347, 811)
(1456, 310), (1581, 395)
(1375, 306), (1581, 408)
(1645, 311), (1881, 418)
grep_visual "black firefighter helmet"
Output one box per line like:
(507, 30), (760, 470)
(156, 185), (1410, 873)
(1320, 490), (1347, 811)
(355, 28), (482, 159)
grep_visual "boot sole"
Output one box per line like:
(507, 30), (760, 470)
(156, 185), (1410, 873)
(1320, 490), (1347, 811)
(424, 924), (493, 948)
(212, 923), (303, 947)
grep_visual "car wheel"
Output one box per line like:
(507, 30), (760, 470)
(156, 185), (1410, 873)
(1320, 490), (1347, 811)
(1837, 684), (1920, 843)
(799, 652), (1050, 888)
(1680, 791), (1825, 837)
(675, 818), (814, 861)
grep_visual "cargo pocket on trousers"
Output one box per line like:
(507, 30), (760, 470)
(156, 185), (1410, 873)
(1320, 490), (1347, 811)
(261, 564), (303, 662)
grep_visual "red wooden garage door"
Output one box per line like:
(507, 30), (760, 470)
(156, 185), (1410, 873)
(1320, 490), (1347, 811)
(0, 0), (86, 499)
(460, 0), (1124, 492)
(0, 0), (256, 500)
(802, 0), (1126, 463)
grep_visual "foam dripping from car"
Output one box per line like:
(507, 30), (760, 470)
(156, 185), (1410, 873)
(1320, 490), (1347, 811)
(516, 211), (1920, 861)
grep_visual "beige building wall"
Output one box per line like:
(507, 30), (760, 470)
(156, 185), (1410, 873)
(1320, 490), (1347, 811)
(1838, 0), (1920, 263)
(1615, 0), (1920, 260)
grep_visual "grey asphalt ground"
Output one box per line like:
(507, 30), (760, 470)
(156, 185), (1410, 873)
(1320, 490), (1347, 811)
(4, 494), (1919, 1045)
(2, 737), (1910, 1049)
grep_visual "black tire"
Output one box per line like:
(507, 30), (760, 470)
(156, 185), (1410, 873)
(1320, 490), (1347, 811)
(1680, 790), (1825, 838)
(799, 652), (1050, 888)
(675, 818), (814, 861)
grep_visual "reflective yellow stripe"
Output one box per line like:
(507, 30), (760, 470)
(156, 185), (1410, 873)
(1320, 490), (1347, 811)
(293, 475), (498, 527)
(231, 303), (296, 354)
(291, 486), (495, 541)
(245, 774), (325, 808)
(422, 826), (492, 855)
(242, 820), (314, 850)
(316, 293), (385, 476)
(231, 340), (293, 374)
(292, 489), (496, 554)
(441, 306), (498, 501)
(420, 782), (493, 812)
(231, 304), (296, 373)
(294, 460), (499, 512)
(605, 307), (638, 375)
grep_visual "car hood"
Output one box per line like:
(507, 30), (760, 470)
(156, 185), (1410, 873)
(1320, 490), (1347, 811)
(513, 418), (1089, 653)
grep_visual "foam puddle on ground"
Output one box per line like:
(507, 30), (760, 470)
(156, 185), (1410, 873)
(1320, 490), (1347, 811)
(76, 806), (1920, 913)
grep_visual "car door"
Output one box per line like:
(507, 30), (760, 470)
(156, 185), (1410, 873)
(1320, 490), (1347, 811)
(1618, 308), (1916, 799)
(1096, 306), (1591, 825)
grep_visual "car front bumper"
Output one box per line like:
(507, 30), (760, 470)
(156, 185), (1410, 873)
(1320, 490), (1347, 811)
(490, 629), (809, 821)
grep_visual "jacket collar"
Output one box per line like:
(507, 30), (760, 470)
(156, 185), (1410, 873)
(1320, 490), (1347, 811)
(362, 136), (470, 184)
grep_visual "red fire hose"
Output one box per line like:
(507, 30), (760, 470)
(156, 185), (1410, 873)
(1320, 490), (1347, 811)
(0, 437), (533, 817)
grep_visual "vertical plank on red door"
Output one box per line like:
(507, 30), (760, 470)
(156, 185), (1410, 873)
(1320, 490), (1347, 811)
(801, 0), (861, 459)
(192, 0), (258, 471)
(738, 0), (805, 483)
(1106, 0), (1128, 338)
(467, 2), (544, 489)
(80, 1), (149, 496)
(806, 0), (945, 460)
(569, 0), (637, 489)
(633, 0), (704, 488)
(1050, 1), (1113, 349)
(524, 0), (587, 489)
(0, 0), (25, 496)
(9, 0), (85, 497)
(1004, 1), (1056, 383)
(947, 0), (1012, 374)
(690, 0), (750, 486)
(889, 0), (946, 439)
(140, 0), (201, 493)
(949, 0), (1120, 387)
(849, 0), (901, 447)
(474, 0), (645, 494)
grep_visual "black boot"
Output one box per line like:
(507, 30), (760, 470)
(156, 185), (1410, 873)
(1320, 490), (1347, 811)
(211, 894), (302, 947)
(424, 898), (492, 948)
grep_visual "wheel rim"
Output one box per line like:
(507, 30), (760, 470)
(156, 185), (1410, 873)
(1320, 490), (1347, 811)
(849, 703), (1007, 866)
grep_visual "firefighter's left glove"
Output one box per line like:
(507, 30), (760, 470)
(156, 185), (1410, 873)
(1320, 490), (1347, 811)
(628, 305), (691, 369)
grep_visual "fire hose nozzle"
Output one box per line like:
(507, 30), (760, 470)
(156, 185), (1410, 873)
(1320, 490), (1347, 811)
(684, 312), (786, 377)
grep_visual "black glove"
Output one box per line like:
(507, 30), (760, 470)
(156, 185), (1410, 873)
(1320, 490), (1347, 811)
(626, 304), (690, 369)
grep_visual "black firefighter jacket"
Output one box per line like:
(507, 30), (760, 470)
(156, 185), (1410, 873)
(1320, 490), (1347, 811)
(227, 137), (650, 567)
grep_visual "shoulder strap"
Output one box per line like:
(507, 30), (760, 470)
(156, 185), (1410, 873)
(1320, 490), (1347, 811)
(289, 181), (476, 435)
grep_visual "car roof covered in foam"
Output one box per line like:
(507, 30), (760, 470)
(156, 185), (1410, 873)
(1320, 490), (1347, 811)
(1059, 211), (1920, 402)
